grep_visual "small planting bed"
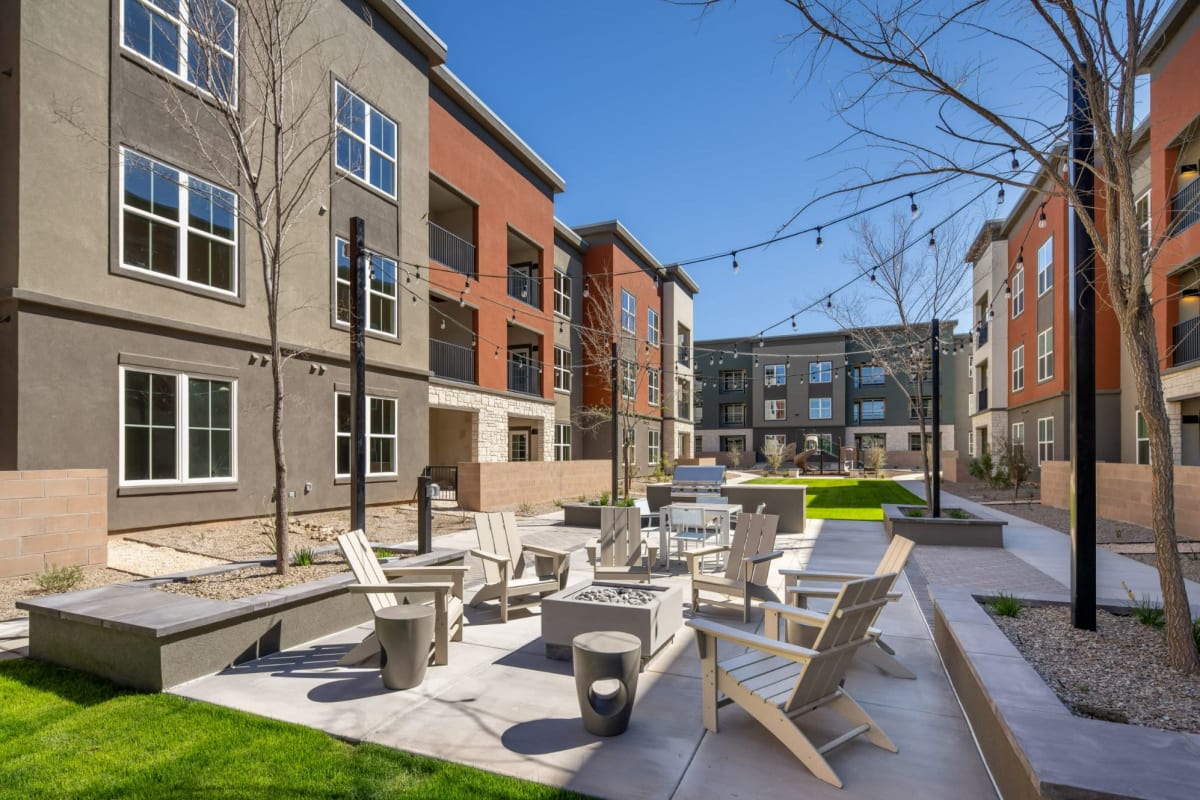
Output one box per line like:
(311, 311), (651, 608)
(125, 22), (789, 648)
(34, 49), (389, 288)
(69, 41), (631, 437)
(882, 503), (1005, 546)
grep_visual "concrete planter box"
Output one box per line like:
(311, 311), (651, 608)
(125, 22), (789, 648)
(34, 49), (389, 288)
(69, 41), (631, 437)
(882, 503), (1005, 546)
(646, 483), (807, 532)
(932, 586), (1200, 799)
(562, 503), (603, 528)
(542, 581), (683, 665)
(18, 547), (466, 692)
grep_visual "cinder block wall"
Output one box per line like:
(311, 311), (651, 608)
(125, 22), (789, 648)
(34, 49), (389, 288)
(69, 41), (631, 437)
(458, 460), (611, 511)
(0, 469), (108, 578)
(1041, 460), (1200, 538)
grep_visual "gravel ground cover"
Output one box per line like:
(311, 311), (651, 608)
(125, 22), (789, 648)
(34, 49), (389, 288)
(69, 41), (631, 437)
(991, 604), (1200, 733)
(0, 567), (137, 621)
(154, 554), (351, 601)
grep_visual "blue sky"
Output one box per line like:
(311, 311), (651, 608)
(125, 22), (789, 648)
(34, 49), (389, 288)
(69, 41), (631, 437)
(404, 0), (1063, 341)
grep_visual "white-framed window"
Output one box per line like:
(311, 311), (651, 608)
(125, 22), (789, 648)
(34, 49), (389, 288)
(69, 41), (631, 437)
(120, 366), (236, 486)
(908, 433), (923, 451)
(120, 148), (238, 294)
(1037, 236), (1054, 296)
(335, 393), (397, 477)
(1136, 411), (1150, 464)
(1012, 345), (1025, 392)
(648, 368), (661, 406)
(1136, 191), (1151, 254)
(677, 325), (691, 366)
(809, 361), (832, 383)
(677, 378), (692, 421)
(648, 429), (661, 465)
(553, 347), (572, 392)
(121, 0), (238, 104)
(553, 271), (571, 318)
(809, 397), (831, 419)
(1011, 422), (1025, 458)
(720, 403), (745, 425)
(1011, 266), (1025, 317)
(554, 423), (572, 461)
(763, 434), (787, 454)
(621, 289), (636, 333)
(854, 365), (885, 386)
(853, 399), (885, 423)
(621, 360), (636, 400)
(765, 399), (786, 420)
(764, 364), (786, 386)
(334, 238), (397, 335)
(968, 430), (975, 456)
(509, 430), (529, 462)
(335, 82), (397, 198)
(1037, 417), (1054, 464)
(647, 308), (660, 347)
(1037, 327), (1054, 382)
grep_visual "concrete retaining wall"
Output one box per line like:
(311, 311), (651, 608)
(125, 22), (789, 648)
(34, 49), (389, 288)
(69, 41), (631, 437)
(885, 450), (963, 481)
(457, 460), (611, 511)
(0, 469), (107, 577)
(1040, 460), (1200, 537)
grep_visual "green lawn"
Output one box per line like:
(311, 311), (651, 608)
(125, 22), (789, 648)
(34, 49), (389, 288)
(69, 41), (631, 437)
(745, 478), (923, 521)
(0, 660), (586, 800)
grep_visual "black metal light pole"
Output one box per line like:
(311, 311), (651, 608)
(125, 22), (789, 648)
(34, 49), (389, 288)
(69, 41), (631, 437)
(611, 340), (619, 501)
(931, 318), (942, 518)
(348, 217), (367, 534)
(1069, 66), (1097, 631)
(417, 474), (433, 555)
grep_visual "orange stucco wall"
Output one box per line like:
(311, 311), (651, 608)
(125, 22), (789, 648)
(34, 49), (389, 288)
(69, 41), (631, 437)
(428, 98), (555, 398)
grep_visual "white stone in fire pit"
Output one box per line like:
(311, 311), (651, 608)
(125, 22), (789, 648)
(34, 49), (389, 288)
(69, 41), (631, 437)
(542, 581), (683, 665)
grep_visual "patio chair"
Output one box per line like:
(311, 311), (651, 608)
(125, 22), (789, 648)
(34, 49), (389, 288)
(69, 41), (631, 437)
(633, 497), (660, 533)
(336, 529), (467, 667)
(778, 535), (916, 679)
(468, 512), (570, 623)
(688, 573), (899, 789)
(686, 512), (783, 622)
(585, 506), (659, 583)
(664, 505), (720, 567)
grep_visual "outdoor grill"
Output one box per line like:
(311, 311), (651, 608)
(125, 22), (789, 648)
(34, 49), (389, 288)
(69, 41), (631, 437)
(669, 464), (726, 500)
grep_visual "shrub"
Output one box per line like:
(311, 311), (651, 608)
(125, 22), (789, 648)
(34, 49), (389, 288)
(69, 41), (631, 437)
(902, 507), (926, 518)
(552, 498), (564, 509)
(988, 592), (1022, 618)
(291, 547), (316, 567)
(948, 508), (971, 520)
(1121, 580), (1166, 628)
(35, 564), (84, 594)
(373, 547), (392, 560)
(863, 446), (886, 475)
(598, 490), (610, 506)
(616, 496), (635, 507)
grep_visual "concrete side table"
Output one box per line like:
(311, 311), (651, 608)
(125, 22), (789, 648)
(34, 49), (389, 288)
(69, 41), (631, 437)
(572, 630), (641, 736)
(374, 605), (434, 690)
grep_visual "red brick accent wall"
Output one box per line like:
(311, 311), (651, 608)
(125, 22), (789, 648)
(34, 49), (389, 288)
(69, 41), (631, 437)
(458, 460), (611, 511)
(1040, 461), (1200, 537)
(0, 469), (108, 578)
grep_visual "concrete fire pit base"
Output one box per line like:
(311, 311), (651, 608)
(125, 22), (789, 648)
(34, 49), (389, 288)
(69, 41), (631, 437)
(542, 581), (683, 667)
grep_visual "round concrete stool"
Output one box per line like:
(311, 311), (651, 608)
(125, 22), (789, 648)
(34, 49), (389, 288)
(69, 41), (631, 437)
(572, 631), (641, 736)
(374, 605), (434, 690)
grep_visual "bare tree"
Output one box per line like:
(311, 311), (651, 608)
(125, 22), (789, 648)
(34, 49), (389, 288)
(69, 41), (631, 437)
(826, 216), (970, 508)
(762, 436), (786, 475)
(996, 434), (1035, 503)
(701, 0), (1197, 670)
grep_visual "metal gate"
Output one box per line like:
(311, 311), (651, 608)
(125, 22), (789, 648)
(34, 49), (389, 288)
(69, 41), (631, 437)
(422, 465), (458, 501)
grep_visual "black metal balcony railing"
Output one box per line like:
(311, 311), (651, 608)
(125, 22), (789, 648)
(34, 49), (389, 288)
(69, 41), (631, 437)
(976, 322), (989, 346)
(678, 346), (690, 367)
(507, 267), (540, 308)
(1173, 316), (1200, 366)
(428, 221), (477, 278)
(1172, 178), (1200, 236)
(429, 338), (475, 384)
(977, 388), (989, 412)
(508, 358), (539, 396)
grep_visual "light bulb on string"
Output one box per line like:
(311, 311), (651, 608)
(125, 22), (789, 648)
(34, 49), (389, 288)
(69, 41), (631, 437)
(459, 292), (466, 308)
(758, 333), (764, 349)
(869, 268), (877, 283)
(825, 294), (833, 309)
(732, 251), (739, 274)
(1004, 281), (1012, 299)
(494, 348), (499, 360)
(909, 193), (920, 220)
(1038, 205), (1047, 229)
(583, 283), (590, 299)
(559, 321), (564, 333)
(1016, 249), (1024, 268)
(464, 278), (470, 295)
(415, 266), (421, 281)
(1010, 148), (1019, 171)
(997, 183), (1005, 204)
(816, 227), (823, 251)
(927, 229), (937, 253)
(791, 316), (798, 332)
(440, 317), (446, 330)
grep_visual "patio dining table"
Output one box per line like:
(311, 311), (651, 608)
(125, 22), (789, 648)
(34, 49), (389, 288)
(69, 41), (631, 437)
(656, 502), (742, 567)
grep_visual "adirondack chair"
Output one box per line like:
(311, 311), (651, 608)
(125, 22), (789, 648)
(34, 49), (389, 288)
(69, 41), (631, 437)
(336, 529), (467, 667)
(686, 512), (783, 622)
(687, 573), (899, 789)
(468, 512), (570, 623)
(584, 506), (659, 583)
(779, 535), (916, 679)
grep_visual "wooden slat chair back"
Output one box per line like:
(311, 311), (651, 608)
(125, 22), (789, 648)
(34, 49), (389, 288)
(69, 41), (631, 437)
(341, 529), (398, 615)
(586, 507), (657, 583)
(688, 512), (784, 622)
(876, 535), (915, 578)
(724, 512), (775, 586)
(469, 512), (570, 623)
(475, 511), (525, 583)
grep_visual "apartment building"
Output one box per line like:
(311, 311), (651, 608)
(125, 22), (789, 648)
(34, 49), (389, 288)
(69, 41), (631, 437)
(694, 329), (969, 464)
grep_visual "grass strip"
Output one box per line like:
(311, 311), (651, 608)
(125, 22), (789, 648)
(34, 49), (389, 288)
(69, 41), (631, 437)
(743, 478), (923, 521)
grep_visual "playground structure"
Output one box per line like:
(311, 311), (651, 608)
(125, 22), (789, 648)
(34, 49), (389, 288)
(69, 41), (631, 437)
(792, 434), (849, 475)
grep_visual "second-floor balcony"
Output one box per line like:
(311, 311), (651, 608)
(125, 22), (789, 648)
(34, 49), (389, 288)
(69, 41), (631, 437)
(508, 357), (540, 396)
(1173, 177), (1200, 237)
(428, 221), (477, 279)
(677, 396), (691, 421)
(1173, 316), (1200, 367)
(507, 266), (541, 308)
(976, 322), (989, 347)
(430, 339), (475, 384)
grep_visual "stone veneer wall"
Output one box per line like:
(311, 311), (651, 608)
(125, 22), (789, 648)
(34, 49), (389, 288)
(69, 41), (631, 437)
(1, 469), (107, 578)
(429, 383), (556, 462)
(457, 460), (611, 511)
(1041, 460), (1200, 538)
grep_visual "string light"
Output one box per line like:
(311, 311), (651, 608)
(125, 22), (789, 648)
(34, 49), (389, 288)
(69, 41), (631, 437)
(791, 316), (798, 332)
(927, 229), (937, 253)
(758, 333), (765, 348)
(459, 291), (466, 307)
(909, 193), (919, 220)
(464, 278), (470, 294)
(1010, 148), (1019, 171)
(732, 251), (739, 274)
(816, 227), (823, 251)
(1016, 248), (1025, 268)
(825, 294), (833, 309)
(1038, 205), (1048, 229)
(583, 282), (590, 299)
(1004, 281), (1012, 299)
(997, 182), (1005, 205)
(440, 317), (446, 330)
(869, 268), (877, 283)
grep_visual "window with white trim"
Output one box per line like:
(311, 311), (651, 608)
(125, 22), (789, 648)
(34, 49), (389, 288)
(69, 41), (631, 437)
(968, 430), (975, 456)
(554, 423), (572, 461)
(120, 367), (236, 485)
(1011, 422), (1025, 458)
(647, 308), (660, 347)
(553, 271), (571, 318)
(647, 368), (661, 406)
(809, 361), (832, 383)
(764, 364), (786, 386)
(120, 148), (237, 294)
(1136, 411), (1150, 464)
(335, 82), (397, 197)
(621, 290), (636, 333)
(647, 429), (661, 465)
(621, 360), (636, 400)
(765, 399), (786, 420)
(335, 393), (397, 477)
(121, 0), (237, 103)
(554, 347), (572, 392)
(909, 396), (934, 420)
(1037, 416), (1054, 464)
(1011, 266), (1024, 317)
(763, 434), (787, 454)
(334, 238), (397, 335)
(1037, 236), (1054, 296)
(1012, 345), (1024, 392)
(809, 397), (831, 419)
(1136, 192), (1151, 254)
(1037, 328), (1054, 382)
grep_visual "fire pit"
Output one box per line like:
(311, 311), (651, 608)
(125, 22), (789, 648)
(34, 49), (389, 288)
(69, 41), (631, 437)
(542, 581), (683, 665)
